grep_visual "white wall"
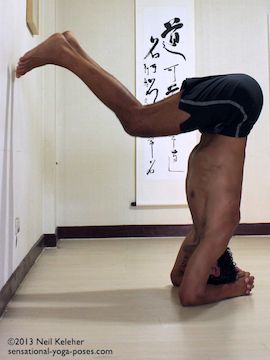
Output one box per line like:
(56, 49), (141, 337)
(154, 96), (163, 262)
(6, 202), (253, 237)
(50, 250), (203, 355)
(195, 0), (270, 222)
(55, 0), (270, 226)
(0, 0), (55, 290)
(42, 0), (57, 234)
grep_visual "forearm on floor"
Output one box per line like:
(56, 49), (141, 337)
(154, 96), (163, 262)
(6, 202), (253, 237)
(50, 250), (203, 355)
(181, 282), (241, 306)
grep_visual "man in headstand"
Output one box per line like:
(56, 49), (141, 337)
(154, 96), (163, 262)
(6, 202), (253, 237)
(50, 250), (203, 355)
(16, 32), (263, 306)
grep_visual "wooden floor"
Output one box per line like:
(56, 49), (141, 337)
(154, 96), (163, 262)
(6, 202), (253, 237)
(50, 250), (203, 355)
(0, 236), (270, 360)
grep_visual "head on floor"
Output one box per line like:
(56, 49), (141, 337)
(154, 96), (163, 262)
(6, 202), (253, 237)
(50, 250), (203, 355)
(207, 247), (237, 285)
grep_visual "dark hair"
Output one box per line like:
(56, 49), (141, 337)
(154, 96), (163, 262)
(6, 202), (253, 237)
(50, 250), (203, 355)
(207, 247), (237, 285)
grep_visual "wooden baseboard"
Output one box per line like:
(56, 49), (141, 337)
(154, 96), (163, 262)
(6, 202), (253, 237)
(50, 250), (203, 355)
(44, 233), (58, 247)
(235, 223), (270, 235)
(0, 232), (58, 317)
(57, 223), (270, 239)
(0, 235), (44, 317)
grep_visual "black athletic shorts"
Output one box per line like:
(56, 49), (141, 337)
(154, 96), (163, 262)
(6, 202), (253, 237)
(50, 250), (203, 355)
(178, 74), (263, 137)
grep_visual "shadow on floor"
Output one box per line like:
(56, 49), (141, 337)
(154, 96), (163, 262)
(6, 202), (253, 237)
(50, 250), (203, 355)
(4, 286), (240, 324)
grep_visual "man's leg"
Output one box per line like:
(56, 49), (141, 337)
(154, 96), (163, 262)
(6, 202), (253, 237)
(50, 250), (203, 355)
(16, 33), (190, 138)
(62, 31), (101, 67)
(177, 134), (254, 306)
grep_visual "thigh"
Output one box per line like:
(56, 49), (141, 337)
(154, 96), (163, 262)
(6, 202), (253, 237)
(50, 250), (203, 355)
(132, 92), (191, 137)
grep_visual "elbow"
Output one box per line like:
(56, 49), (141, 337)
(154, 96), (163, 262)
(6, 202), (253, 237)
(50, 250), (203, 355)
(170, 271), (182, 287)
(179, 294), (195, 307)
(179, 289), (204, 307)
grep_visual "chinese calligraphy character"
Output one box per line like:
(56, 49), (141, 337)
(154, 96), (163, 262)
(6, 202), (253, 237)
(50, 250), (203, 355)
(146, 138), (156, 175)
(144, 36), (160, 60)
(161, 18), (186, 60)
(164, 64), (180, 96)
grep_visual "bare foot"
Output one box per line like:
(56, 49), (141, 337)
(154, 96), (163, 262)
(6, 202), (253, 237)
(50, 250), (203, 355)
(16, 33), (75, 78)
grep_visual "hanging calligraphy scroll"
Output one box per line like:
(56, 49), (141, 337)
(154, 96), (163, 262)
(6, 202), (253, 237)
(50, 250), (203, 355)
(135, 0), (197, 206)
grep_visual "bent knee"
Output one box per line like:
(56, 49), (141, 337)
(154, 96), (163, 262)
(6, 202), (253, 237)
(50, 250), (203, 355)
(118, 106), (148, 137)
